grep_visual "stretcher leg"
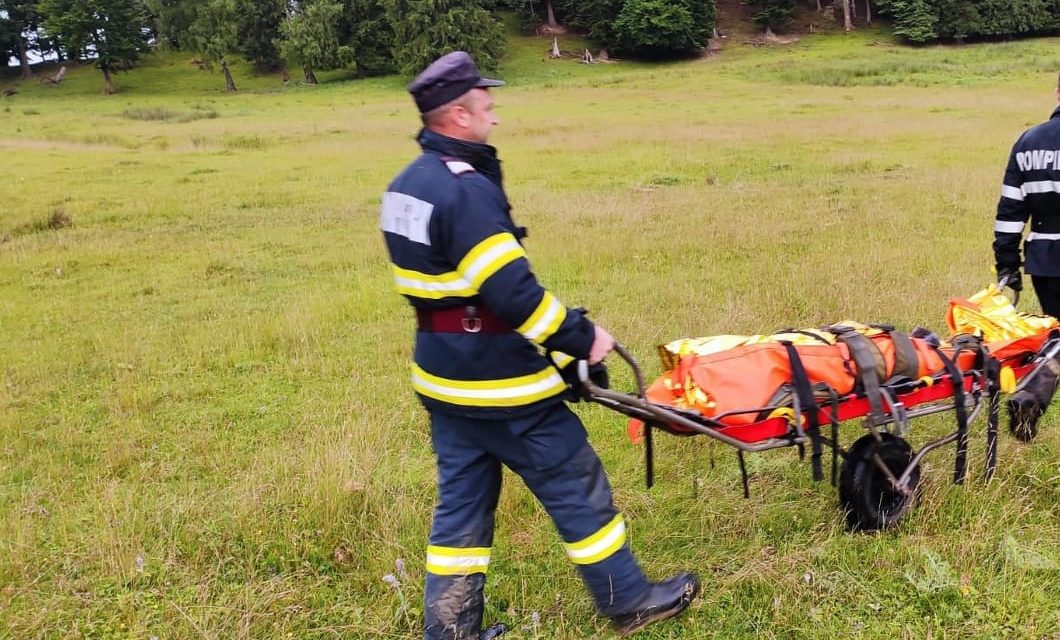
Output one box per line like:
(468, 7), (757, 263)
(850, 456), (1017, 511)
(985, 357), (1001, 481)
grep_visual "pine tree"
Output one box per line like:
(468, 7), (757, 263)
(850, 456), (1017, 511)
(338, 0), (394, 77)
(613, 0), (699, 57)
(235, 0), (285, 69)
(888, 0), (937, 42)
(385, 0), (506, 75)
(747, 0), (795, 33)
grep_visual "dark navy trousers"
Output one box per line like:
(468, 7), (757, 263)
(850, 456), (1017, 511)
(423, 403), (650, 639)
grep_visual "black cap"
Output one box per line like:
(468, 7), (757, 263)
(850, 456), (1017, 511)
(408, 51), (505, 114)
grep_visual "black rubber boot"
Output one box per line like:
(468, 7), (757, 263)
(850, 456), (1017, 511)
(609, 572), (700, 637)
(424, 574), (488, 640)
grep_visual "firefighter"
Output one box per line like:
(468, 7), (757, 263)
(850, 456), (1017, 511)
(994, 74), (1060, 318)
(379, 51), (699, 639)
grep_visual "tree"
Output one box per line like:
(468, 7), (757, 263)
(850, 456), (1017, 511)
(40, 0), (151, 93)
(613, 0), (700, 57)
(235, 0), (284, 69)
(338, 0), (395, 77)
(554, 0), (623, 49)
(1, 0), (42, 79)
(188, 0), (239, 91)
(279, 0), (350, 83)
(142, 0), (199, 49)
(839, 0), (853, 30)
(884, 0), (936, 41)
(748, 0), (795, 33)
(386, 0), (506, 76)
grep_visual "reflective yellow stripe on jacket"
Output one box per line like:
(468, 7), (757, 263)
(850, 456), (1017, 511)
(412, 364), (567, 407)
(564, 515), (626, 565)
(392, 265), (476, 300)
(517, 291), (567, 345)
(457, 232), (526, 289)
(426, 545), (490, 576)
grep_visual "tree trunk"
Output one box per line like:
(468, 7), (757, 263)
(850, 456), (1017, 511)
(546, 0), (558, 28)
(816, 0), (822, 11)
(303, 65), (318, 84)
(17, 37), (32, 79)
(865, 0), (872, 24)
(101, 66), (115, 94)
(221, 57), (237, 92)
(840, 0), (853, 31)
(851, 0), (857, 18)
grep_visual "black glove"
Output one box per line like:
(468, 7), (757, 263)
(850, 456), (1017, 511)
(551, 356), (609, 402)
(587, 361), (609, 392)
(997, 267), (1022, 292)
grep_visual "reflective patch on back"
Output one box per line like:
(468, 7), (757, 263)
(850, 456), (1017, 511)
(381, 191), (434, 245)
(445, 161), (475, 175)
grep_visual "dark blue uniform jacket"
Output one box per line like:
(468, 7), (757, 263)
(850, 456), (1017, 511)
(381, 129), (595, 417)
(994, 106), (1060, 276)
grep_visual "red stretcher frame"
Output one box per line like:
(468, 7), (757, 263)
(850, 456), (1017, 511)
(581, 343), (1042, 530)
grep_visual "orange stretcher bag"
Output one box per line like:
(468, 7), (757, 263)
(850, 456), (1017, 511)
(637, 324), (947, 433)
(628, 287), (1058, 442)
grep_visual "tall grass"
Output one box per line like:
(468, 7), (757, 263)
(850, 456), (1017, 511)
(1, 26), (1058, 639)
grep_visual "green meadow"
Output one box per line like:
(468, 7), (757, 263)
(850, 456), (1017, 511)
(2, 25), (1059, 639)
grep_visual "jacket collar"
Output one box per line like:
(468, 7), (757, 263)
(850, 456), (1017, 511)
(1052, 105), (1060, 120)
(417, 128), (503, 185)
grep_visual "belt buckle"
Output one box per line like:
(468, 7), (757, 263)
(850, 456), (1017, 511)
(462, 316), (483, 333)
(462, 306), (482, 333)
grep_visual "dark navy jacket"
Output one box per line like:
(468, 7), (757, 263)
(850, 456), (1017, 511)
(381, 129), (595, 417)
(994, 106), (1060, 276)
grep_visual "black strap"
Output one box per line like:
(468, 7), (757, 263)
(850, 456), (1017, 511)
(823, 385), (841, 487)
(781, 342), (824, 482)
(933, 346), (970, 484)
(889, 330), (921, 381)
(829, 327), (887, 425)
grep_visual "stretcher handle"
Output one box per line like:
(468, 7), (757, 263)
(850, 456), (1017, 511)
(577, 342), (647, 398)
(998, 275), (1021, 307)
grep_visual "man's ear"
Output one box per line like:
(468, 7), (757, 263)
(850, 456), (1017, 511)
(452, 105), (470, 128)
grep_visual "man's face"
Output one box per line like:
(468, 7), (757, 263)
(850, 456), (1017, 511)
(459, 88), (498, 143)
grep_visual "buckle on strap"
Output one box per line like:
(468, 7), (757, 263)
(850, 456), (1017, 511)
(462, 306), (483, 333)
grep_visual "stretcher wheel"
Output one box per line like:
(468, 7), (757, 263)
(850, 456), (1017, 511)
(1007, 393), (1042, 442)
(838, 434), (920, 531)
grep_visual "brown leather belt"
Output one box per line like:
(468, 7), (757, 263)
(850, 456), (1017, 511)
(416, 306), (511, 334)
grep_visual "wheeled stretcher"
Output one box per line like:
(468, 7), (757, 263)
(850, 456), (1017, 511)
(580, 287), (1058, 531)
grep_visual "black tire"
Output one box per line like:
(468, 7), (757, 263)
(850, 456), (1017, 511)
(1007, 393), (1041, 442)
(838, 434), (920, 532)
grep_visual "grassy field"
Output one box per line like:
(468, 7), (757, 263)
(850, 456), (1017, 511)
(2, 23), (1059, 639)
